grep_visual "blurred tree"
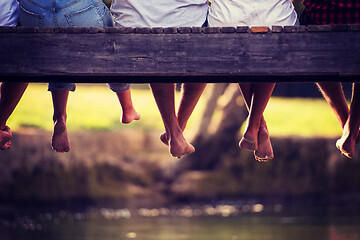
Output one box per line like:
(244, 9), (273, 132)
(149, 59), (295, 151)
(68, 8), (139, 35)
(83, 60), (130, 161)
(175, 84), (248, 172)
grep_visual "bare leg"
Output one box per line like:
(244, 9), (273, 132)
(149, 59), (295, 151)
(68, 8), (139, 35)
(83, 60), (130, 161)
(150, 83), (195, 158)
(316, 83), (349, 128)
(238, 83), (257, 150)
(160, 83), (207, 145)
(116, 89), (140, 124)
(0, 82), (28, 150)
(0, 82), (28, 129)
(238, 83), (275, 152)
(336, 83), (360, 158)
(178, 83), (207, 130)
(316, 82), (360, 143)
(238, 83), (274, 161)
(51, 90), (70, 153)
(247, 83), (275, 141)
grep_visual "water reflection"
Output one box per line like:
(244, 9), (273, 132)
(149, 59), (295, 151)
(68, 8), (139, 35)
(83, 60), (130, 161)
(0, 202), (360, 240)
(97, 203), (266, 219)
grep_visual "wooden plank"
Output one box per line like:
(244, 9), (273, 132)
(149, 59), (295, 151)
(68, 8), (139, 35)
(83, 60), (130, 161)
(236, 26), (249, 33)
(271, 26), (283, 33)
(164, 27), (178, 34)
(307, 25), (332, 32)
(151, 27), (164, 34)
(283, 26), (297, 33)
(332, 24), (351, 32)
(0, 27), (16, 33)
(204, 27), (221, 34)
(221, 27), (236, 33)
(191, 27), (202, 34)
(0, 26), (359, 83)
(251, 27), (270, 33)
(1, 75), (357, 83)
(178, 27), (192, 34)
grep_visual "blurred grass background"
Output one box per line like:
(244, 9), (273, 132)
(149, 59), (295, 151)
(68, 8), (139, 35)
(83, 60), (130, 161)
(7, 83), (342, 138)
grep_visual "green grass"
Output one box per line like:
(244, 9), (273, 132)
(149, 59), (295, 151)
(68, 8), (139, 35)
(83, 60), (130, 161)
(7, 83), (342, 138)
(264, 97), (342, 138)
(7, 83), (205, 133)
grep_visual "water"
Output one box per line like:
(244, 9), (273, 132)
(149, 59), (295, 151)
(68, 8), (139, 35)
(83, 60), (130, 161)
(1, 203), (360, 240)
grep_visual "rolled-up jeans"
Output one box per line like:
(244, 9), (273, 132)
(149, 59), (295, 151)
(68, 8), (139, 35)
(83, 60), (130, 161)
(19, 0), (130, 93)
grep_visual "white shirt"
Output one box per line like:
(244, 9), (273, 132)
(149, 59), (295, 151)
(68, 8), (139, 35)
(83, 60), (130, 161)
(0, 0), (19, 26)
(208, 0), (297, 27)
(111, 0), (209, 28)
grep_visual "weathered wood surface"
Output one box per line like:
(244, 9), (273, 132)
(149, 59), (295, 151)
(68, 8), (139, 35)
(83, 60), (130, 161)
(0, 25), (359, 83)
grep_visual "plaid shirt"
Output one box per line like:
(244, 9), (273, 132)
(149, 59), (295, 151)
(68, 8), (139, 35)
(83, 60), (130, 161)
(302, 0), (360, 25)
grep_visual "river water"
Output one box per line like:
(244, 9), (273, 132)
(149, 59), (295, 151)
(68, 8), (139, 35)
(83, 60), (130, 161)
(1, 202), (359, 240)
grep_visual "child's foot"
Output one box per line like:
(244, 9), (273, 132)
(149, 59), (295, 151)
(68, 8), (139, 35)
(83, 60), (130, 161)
(336, 131), (356, 159)
(169, 138), (195, 158)
(239, 137), (257, 151)
(254, 125), (274, 162)
(121, 109), (141, 124)
(0, 126), (12, 150)
(239, 124), (258, 151)
(168, 131), (195, 158)
(52, 116), (70, 153)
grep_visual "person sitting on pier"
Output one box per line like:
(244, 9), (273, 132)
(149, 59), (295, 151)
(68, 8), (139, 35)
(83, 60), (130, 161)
(18, 0), (140, 153)
(208, 0), (298, 161)
(300, 0), (360, 158)
(111, 0), (209, 158)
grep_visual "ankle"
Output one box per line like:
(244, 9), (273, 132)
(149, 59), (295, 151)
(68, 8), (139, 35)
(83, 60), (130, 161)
(169, 127), (184, 140)
(260, 117), (267, 127)
(244, 124), (259, 138)
(53, 114), (66, 123)
(122, 106), (137, 115)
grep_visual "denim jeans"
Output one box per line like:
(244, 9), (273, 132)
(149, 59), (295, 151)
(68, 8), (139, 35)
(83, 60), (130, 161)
(19, 0), (130, 92)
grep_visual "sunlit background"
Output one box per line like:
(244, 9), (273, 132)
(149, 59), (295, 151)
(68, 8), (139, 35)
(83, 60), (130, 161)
(1, 83), (359, 240)
(1, 1), (360, 239)
(4, 83), (344, 136)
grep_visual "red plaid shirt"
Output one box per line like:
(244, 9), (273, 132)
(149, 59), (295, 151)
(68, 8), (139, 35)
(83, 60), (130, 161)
(302, 0), (360, 25)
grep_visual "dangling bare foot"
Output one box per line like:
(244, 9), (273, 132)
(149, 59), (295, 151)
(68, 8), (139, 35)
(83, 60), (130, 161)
(336, 119), (357, 159)
(239, 137), (257, 151)
(169, 138), (195, 158)
(0, 126), (12, 150)
(239, 121), (258, 151)
(254, 125), (274, 162)
(121, 108), (141, 124)
(336, 130), (356, 159)
(52, 116), (70, 153)
(168, 130), (195, 158)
